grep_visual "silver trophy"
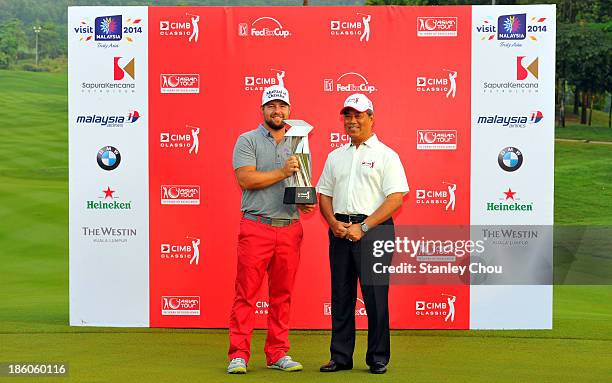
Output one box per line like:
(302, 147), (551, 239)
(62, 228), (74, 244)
(283, 120), (316, 204)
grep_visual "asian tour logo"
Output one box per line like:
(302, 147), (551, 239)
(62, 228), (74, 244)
(161, 185), (200, 205)
(330, 13), (371, 42)
(475, 14), (548, 47)
(476, 110), (543, 128)
(160, 125), (200, 154)
(160, 237), (201, 265)
(244, 69), (286, 91)
(238, 16), (291, 38)
(416, 294), (456, 322)
(486, 188), (534, 213)
(161, 296), (200, 316)
(416, 69), (457, 98)
(76, 110), (140, 127)
(416, 130), (457, 150)
(416, 182), (457, 212)
(160, 13), (200, 42)
(73, 15), (143, 46)
(160, 74), (200, 94)
(416, 17), (457, 37)
(323, 72), (377, 93)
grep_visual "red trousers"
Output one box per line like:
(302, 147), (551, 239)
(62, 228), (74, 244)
(228, 217), (303, 365)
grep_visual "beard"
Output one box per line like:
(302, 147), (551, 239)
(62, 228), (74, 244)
(265, 116), (286, 131)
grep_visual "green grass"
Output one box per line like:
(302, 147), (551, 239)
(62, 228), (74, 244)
(0, 70), (611, 382)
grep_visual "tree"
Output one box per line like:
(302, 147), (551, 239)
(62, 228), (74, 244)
(0, 19), (26, 68)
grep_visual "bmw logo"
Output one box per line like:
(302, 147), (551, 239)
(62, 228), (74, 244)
(498, 146), (523, 172)
(97, 146), (121, 171)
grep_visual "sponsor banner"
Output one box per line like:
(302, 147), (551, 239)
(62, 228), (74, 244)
(160, 185), (200, 205)
(417, 17), (458, 37)
(161, 296), (200, 315)
(160, 74), (200, 94)
(416, 130), (457, 150)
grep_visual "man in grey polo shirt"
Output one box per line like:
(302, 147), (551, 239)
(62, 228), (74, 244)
(227, 85), (315, 374)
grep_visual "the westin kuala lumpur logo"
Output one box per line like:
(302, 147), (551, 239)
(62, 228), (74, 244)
(416, 17), (457, 37)
(330, 13), (371, 42)
(160, 13), (199, 42)
(238, 16), (291, 38)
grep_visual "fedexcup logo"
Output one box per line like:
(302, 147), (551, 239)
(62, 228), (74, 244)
(97, 146), (121, 171)
(330, 13), (371, 42)
(238, 16), (291, 38)
(416, 17), (457, 37)
(159, 13), (199, 42)
(323, 72), (377, 93)
(498, 147), (523, 172)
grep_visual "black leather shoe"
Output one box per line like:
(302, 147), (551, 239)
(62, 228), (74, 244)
(320, 360), (352, 372)
(369, 362), (387, 374)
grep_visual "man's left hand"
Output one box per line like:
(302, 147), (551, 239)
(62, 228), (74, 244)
(297, 204), (316, 214)
(346, 223), (364, 242)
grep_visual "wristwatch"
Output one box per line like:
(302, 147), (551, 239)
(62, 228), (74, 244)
(360, 222), (369, 233)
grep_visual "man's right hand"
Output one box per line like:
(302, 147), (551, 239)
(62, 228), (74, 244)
(282, 155), (300, 178)
(331, 219), (351, 238)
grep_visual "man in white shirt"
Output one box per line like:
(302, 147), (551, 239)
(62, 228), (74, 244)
(316, 93), (409, 375)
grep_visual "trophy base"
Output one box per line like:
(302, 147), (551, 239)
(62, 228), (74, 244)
(283, 187), (317, 204)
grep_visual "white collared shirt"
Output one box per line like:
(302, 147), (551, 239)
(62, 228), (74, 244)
(316, 134), (409, 215)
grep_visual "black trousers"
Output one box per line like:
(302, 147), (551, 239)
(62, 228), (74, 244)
(328, 218), (394, 367)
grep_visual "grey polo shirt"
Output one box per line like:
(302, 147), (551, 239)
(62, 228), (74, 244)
(232, 124), (299, 219)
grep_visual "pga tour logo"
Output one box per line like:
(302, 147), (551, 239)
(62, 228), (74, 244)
(160, 74), (200, 94)
(161, 296), (200, 316)
(416, 130), (457, 150)
(161, 185), (200, 205)
(238, 17), (291, 38)
(324, 72), (377, 93)
(330, 13), (371, 42)
(417, 17), (458, 37)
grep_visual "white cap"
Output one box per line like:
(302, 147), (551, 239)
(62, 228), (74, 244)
(261, 85), (290, 106)
(341, 93), (374, 114)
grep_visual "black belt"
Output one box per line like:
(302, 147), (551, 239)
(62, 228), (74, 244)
(243, 212), (298, 227)
(335, 213), (368, 224)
